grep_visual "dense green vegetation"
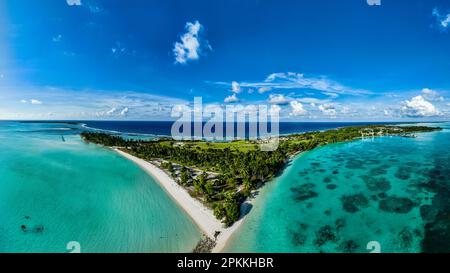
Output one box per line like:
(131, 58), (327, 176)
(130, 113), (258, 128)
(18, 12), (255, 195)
(81, 124), (440, 226)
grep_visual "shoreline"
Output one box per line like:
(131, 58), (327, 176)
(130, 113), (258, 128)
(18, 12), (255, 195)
(114, 148), (256, 253)
(91, 125), (440, 252)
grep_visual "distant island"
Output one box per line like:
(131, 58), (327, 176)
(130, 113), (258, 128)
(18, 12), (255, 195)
(81, 124), (441, 252)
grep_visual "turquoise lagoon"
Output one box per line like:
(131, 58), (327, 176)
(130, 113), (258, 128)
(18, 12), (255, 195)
(0, 122), (201, 253)
(226, 122), (450, 253)
(2, 121), (449, 253)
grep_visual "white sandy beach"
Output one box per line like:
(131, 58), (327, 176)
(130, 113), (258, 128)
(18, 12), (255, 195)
(114, 148), (254, 253)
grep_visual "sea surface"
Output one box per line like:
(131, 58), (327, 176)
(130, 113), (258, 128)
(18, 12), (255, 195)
(2, 120), (449, 253)
(225, 122), (450, 253)
(0, 121), (201, 253)
(79, 120), (399, 138)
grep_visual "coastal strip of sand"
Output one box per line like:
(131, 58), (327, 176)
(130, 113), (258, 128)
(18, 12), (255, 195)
(114, 148), (255, 253)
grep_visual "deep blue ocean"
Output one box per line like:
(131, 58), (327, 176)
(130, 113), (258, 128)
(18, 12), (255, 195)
(72, 120), (402, 137)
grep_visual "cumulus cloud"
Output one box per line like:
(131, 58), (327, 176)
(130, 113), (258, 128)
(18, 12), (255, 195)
(99, 106), (129, 117)
(268, 94), (291, 105)
(66, 0), (82, 6)
(401, 95), (440, 117)
(269, 105), (282, 116)
(231, 81), (241, 93)
(319, 103), (337, 116)
(433, 8), (450, 29)
(173, 20), (211, 64)
(421, 88), (444, 101)
(224, 94), (240, 103)
(290, 101), (307, 116)
(20, 99), (27, 103)
(30, 99), (43, 105)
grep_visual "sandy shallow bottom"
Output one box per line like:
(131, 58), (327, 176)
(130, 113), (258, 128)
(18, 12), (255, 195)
(114, 149), (256, 253)
(0, 122), (201, 253)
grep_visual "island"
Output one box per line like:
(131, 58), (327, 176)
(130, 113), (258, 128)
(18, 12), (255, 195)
(81, 124), (441, 252)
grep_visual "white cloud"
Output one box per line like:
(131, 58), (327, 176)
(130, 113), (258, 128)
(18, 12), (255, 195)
(290, 101), (307, 116)
(173, 20), (211, 64)
(422, 88), (444, 101)
(258, 87), (273, 94)
(319, 103), (337, 116)
(171, 104), (191, 115)
(1, 86), (189, 120)
(261, 72), (369, 95)
(213, 72), (370, 96)
(66, 0), (103, 13)
(120, 107), (129, 116)
(66, 0), (82, 6)
(19, 99), (42, 104)
(323, 92), (339, 99)
(224, 94), (240, 103)
(231, 81), (241, 93)
(401, 95), (440, 117)
(341, 106), (350, 114)
(268, 94), (291, 105)
(106, 107), (117, 115)
(433, 8), (450, 29)
(99, 106), (130, 117)
(270, 105), (281, 116)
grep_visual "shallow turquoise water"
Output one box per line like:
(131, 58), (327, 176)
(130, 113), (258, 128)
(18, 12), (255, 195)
(226, 122), (450, 253)
(0, 122), (201, 253)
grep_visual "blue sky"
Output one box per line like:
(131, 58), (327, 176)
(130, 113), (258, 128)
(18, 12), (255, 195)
(0, 0), (450, 120)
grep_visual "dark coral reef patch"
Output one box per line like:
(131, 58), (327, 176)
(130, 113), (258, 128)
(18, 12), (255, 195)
(341, 193), (369, 213)
(379, 196), (414, 214)
(291, 183), (318, 201)
(360, 175), (391, 192)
